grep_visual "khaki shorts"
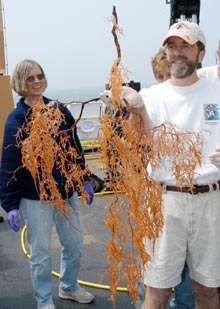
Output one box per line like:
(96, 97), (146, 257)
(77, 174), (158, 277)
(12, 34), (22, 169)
(143, 190), (220, 288)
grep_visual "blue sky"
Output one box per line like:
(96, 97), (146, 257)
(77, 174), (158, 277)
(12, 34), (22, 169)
(2, 0), (220, 93)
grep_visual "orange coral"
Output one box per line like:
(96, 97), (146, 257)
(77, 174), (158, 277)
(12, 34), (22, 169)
(16, 99), (90, 217)
(98, 6), (203, 306)
(99, 112), (202, 306)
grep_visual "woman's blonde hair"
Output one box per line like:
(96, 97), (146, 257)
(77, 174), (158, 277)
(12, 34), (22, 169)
(151, 47), (169, 79)
(11, 59), (47, 96)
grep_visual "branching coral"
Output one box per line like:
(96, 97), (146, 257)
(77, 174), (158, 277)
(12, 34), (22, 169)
(98, 6), (203, 306)
(16, 99), (90, 216)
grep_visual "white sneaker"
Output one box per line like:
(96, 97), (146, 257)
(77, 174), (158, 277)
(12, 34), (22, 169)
(37, 304), (55, 309)
(59, 287), (94, 304)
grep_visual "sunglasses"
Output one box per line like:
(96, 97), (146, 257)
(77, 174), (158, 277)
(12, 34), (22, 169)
(26, 73), (45, 83)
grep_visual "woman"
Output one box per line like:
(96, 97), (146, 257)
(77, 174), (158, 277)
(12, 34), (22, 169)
(0, 59), (94, 309)
(151, 47), (171, 83)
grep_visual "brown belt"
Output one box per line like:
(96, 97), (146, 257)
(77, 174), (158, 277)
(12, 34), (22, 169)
(162, 180), (220, 195)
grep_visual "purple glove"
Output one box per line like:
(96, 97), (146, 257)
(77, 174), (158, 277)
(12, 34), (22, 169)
(83, 181), (94, 205)
(7, 209), (19, 232)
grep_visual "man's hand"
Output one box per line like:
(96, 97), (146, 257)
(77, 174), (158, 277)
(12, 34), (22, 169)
(100, 86), (152, 134)
(83, 181), (94, 205)
(121, 87), (144, 108)
(7, 209), (19, 232)
(100, 90), (112, 105)
(100, 86), (144, 108)
(208, 143), (220, 169)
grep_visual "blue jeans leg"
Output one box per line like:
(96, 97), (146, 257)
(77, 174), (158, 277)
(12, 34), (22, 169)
(136, 279), (144, 309)
(171, 263), (195, 309)
(55, 193), (83, 293)
(20, 198), (54, 306)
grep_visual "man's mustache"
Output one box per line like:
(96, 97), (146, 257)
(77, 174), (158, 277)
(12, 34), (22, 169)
(170, 56), (188, 62)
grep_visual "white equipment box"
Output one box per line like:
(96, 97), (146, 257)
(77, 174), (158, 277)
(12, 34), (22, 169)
(68, 100), (104, 141)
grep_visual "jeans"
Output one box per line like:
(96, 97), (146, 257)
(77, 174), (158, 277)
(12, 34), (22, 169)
(20, 193), (83, 306)
(136, 279), (144, 309)
(170, 263), (195, 309)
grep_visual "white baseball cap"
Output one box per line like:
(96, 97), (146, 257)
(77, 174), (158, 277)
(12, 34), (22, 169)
(162, 21), (206, 47)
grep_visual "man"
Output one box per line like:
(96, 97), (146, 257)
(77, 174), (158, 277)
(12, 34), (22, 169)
(101, 21), (220, 308)
(152, 46), (195, 309)
(197, 40), (220, 80)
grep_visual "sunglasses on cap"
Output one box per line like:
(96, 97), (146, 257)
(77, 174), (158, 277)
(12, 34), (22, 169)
(26, 73), (45, 83)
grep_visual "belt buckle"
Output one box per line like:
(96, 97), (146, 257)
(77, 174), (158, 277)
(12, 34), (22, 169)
(189, 185), (198, 195)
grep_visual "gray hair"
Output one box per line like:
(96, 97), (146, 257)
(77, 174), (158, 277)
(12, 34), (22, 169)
(11, 59), (47, 96)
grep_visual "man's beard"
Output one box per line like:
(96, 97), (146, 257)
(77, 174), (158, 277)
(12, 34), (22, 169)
(168, 55), (199, 78)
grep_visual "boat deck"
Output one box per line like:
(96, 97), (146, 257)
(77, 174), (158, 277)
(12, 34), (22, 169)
(0, 193), (135, 309)
(0, 149), (173, 308)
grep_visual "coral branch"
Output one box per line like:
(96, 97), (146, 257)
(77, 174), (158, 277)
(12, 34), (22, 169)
(16, 99), (90, 216)
(98, 7), (203, 306)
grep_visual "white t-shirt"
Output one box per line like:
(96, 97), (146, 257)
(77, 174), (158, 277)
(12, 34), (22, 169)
(140, 78), (220, 185)
(197, 65), (219, 80)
